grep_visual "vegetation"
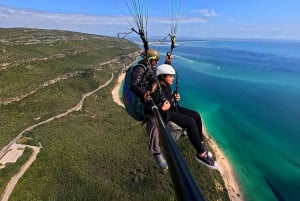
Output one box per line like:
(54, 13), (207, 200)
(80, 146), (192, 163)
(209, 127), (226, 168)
(0, 147), (33, 194)
(0, 28), (230, 201)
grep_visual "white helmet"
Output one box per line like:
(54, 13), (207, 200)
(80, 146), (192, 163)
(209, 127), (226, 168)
(156, 64), (176, 76)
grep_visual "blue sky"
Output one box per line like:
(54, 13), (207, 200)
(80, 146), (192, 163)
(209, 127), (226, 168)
(0, 0), (300, 40)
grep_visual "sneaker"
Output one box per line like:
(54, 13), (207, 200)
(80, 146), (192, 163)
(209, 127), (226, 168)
(154, 153), (168, 170)
(182, 128), (188, 136)
(201, 142), (213, 157)
(195, 152), (218, 170)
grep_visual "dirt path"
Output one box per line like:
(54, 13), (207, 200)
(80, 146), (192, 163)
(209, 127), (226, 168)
(0, 73), (114, 160)
(0, 145), (41, 201)
(0, 73), (114, 201)
(0, 144), (30, 169)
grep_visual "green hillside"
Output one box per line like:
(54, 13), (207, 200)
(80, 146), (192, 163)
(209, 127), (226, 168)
(0, 28), (230, 201)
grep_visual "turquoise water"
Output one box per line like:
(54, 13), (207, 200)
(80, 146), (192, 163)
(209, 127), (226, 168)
(152, 40), (300, 201)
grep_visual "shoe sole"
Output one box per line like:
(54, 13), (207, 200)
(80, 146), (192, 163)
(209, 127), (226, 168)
(157, 163), (168, 170)
(195, 156), (219, 170)
(154, 154), (168, 170)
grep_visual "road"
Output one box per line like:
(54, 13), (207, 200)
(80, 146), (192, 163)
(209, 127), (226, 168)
(0, 73), (114, 201)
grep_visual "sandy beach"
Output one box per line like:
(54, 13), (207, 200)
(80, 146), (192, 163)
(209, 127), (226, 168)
(203, 126), (244, 201)
(111, 72), (125, 107)
(112, 72), (245, 201)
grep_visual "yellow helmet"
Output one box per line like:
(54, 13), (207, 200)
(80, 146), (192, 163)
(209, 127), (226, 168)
(143, 49), (160, 61)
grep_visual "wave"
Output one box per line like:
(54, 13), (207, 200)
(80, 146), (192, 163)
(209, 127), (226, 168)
(174, 55), (195, 63)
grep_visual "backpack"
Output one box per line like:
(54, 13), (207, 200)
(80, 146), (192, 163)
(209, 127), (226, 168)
(122, 63), (148, 122)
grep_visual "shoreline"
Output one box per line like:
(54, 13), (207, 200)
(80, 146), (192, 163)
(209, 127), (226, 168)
(203, 126), (244, 201)
(111, 72), (125, 107)
(111, 71), (245, 201)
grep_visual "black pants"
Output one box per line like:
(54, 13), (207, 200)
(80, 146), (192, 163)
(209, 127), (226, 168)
(169, 106), (205, 154)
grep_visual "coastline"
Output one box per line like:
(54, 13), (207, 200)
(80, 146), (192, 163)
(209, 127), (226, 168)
(111, 72), (125, 107)
(203, 126), (244, 201)
(111, 71), (244, 201)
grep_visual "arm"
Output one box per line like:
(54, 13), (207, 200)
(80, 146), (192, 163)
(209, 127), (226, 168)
(165, 53), (173, 65)
(173, 93), (180, 102)
(151, 86), (171, 112)
(130, 65), (148, 100)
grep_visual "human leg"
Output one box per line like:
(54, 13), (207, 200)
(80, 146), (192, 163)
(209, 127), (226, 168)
(170, 112), (218, 170)
(146, 115), (168, 170)
(177, 106), (212, 155)
(169, 112), (205, 154)
(146, 115), (161, 154)
(177, 106), (203, 141)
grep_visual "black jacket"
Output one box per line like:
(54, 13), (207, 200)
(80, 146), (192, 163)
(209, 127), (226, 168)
(151, 83), (176, 120)
(130, 60), (157, 114)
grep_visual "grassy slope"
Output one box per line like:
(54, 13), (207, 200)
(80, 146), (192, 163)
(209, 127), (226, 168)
(0, 28), (230, 201)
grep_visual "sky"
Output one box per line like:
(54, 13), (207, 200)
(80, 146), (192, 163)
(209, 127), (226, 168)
(0, 0), (300, 40)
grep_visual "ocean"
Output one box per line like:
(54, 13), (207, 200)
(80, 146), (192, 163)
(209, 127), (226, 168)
(150, 39), (300, 201)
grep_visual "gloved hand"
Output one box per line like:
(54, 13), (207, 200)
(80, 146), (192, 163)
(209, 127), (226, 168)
(165, 52), (173, 64)
(173, 93), (180, 101)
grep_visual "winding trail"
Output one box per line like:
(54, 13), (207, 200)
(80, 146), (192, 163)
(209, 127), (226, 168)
(0, 73), (114, 201)
(0, 145), (41, 201)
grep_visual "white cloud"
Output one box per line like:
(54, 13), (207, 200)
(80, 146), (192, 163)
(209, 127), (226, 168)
(0, 6), (128, 25)
(151, 15), (207, 26)
(1, 6), (299, 40)
(0, 5), (210, 38)
(192, 9), (218, 17)
(180, 16), (208, 23)
(0, 6), (134, 36)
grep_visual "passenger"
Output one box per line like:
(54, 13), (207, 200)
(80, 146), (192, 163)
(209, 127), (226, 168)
(150, 64), (218, 170)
